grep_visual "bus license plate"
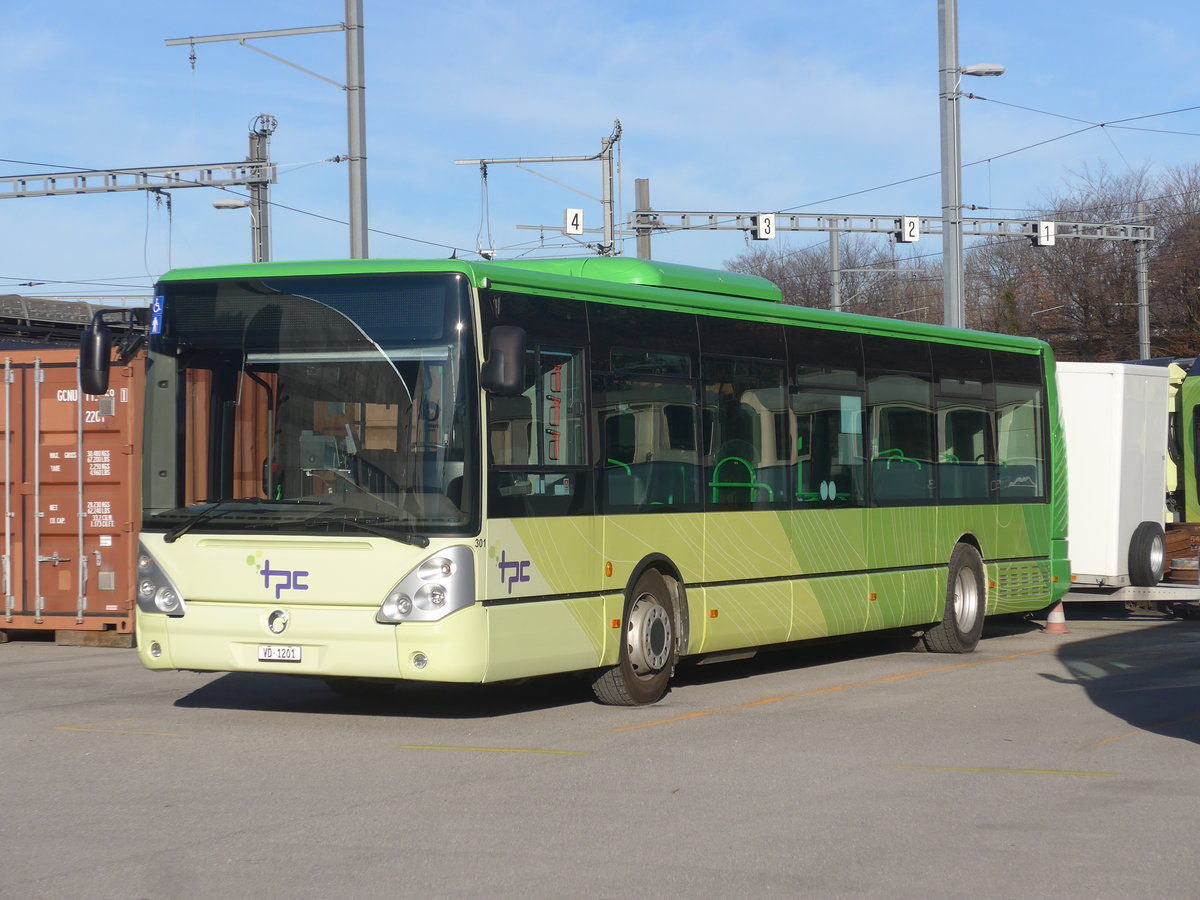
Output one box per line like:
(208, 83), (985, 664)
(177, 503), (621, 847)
(258, 644), (302, 662)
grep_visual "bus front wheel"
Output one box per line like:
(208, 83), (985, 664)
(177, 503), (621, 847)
(591, 569), (677, 706)
(923, 543), (986, 653)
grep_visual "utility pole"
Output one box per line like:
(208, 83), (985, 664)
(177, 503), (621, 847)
(1137, 201), (1151, 357)
(634, 178), (652, 259)
(938, 0), (964, 330)
(247, 115), (276, 263)
(458, 121), (622, 257)
(166, 0), (369, 258)
(344, 0), (368, 259)
(937, 0), (1004, 330)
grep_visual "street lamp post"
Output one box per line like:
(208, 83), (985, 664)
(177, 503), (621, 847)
(938, 0), (1003, 330)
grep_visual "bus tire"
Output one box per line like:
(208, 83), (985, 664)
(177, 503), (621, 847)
(923, 543), (986, 653)
(1128, 521), (1166, 587)
(591, 569), (676, 706)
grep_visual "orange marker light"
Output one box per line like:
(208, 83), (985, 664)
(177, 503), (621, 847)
(611, 619), (621, 629)
(868, 592), (877, 602)
(709, 609), (718, 618)
(605, 562), (613, 577)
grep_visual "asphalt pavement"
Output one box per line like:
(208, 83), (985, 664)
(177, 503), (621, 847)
(3, 604), (1199, 899)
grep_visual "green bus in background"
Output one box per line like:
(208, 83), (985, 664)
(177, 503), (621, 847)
(83, 257), (1069, 705)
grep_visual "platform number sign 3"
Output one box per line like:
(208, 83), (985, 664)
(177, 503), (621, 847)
(752, 213), (775, 241)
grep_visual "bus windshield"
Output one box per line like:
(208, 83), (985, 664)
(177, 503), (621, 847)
(142, 272), (478, 537)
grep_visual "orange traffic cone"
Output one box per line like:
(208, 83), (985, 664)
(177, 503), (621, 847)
(1042, 600), (1069, 635)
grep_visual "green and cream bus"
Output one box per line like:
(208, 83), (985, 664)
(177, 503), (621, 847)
(81, 257), (1069, 705)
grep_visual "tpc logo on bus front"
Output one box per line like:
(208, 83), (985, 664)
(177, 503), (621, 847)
(258, 559), (309, 599)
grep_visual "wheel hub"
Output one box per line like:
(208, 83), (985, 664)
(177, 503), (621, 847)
(626, 594), (672, 674)
(953, 566), (980, 633)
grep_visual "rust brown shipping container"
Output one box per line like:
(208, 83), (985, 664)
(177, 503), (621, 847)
(1, 349), (142, 640)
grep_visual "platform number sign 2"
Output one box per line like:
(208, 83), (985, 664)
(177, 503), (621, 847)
(564, 208), (584, 236)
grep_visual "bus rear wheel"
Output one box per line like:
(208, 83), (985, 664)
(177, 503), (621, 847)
(923, 543), (986, 653)
(591, 569), (676, 706)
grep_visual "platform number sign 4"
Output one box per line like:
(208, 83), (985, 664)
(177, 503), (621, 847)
(564, 208), (584, 236)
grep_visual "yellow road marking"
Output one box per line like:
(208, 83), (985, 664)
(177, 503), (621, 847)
(53, 716), (187, 737)
(612, 647), (1056, 732)
(896, 765), (1118, 777)
(396, 744), (588, 755)
(54, 726), (188, 737)
(1079, 712), (1200, 751)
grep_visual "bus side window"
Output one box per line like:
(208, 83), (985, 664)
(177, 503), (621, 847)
(593, 375), (701, 513)
(791, 391), (864, 506)
(487, 343), (588, 517)
(866, 350), (935, 504)
(993, 352), (1047, 500)
(702, 358), (789, 509)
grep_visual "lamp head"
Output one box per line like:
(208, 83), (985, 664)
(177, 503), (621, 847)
(961, 63), (1005, 77)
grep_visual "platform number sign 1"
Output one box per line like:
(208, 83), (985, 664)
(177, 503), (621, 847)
(752, 213), (775, 241)
(1035, 221), (1056, 247)
(564, 208), (584, 236)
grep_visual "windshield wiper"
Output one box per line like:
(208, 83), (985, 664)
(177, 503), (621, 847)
(301, 514), (430, 548)
(162, 497), (330, 544)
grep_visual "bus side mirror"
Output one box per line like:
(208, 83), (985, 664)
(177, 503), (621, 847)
(80, 316), (114, 396)
(480, 326), (527, 395)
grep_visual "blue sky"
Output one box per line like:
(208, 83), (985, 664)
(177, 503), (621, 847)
(3, 1), (1200, 300)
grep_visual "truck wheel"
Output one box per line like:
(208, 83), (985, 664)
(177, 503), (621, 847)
(591, 569), (676, 706)
(923, 543), (986, 653)
(1128, 521), (1165, 587)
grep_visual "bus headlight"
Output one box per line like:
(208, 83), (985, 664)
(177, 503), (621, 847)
(376, 545), (474, 624)
(155, 587), (182, 614)
(135, 543), (187, 617)
(379, 591), (413, 620)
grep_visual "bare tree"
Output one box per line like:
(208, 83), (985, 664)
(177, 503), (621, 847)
(726, 235), (942, 323)
(728, 164), (1200, 361)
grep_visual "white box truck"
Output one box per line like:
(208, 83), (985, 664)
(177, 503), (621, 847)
(1057, 362), (1168, 589)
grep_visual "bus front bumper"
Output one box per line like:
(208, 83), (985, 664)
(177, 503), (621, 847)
(136, 602), (491, 683)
